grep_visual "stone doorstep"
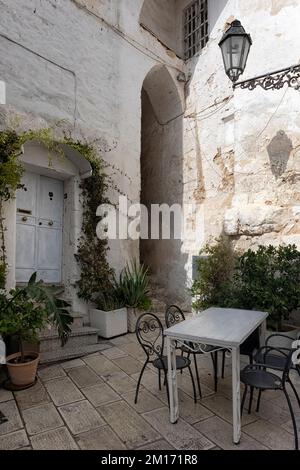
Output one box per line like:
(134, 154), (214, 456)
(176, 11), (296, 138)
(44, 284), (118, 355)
(39, 326), (100, 353)
(39, 343), (112, 364)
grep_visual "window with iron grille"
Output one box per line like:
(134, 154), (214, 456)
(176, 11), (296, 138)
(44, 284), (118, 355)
(184, 0), (208, 60)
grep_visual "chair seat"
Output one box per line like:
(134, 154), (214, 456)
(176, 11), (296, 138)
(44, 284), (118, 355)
(153, 355), (190, 370)
(180, 342), (217, 355)
(241, 368), (282, 390)
(255, 351), (287, 371)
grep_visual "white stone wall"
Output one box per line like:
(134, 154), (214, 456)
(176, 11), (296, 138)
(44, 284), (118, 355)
(1, 0), (300, 308)
(184, 0), (300, 269)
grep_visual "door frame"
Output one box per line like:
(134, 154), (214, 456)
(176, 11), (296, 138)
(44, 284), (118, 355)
(4, 141), (92, 318)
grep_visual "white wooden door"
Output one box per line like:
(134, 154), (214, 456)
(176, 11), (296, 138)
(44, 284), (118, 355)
(16, 172), (64, 283)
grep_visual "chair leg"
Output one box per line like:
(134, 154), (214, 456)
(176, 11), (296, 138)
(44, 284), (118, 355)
(248, 387), (254, 414)
(241, 385), (248, 416)
(222, 350), (226, 379)
(283, 387), (299, 451)
(214, 351), (218, 393)
(158, 369), (162, 391)
(256, 389), (262, 413)
(163, 370), (170, 407)
(193, 354), (202, 399)
(134, 360), (148, 404)
(187, 365), (197, 404)
(287, 379), (300, 408)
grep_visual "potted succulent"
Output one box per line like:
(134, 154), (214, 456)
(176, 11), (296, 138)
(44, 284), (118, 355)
(0, 273), (72, 388)
(117, 260), (152, 333)
(90, 290), (127, 339)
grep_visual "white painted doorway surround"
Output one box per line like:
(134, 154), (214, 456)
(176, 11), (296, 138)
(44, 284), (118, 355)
(16, 171), (64, 284)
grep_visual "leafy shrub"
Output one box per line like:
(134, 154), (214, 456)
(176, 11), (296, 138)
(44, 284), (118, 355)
(191, 238), (300, 331)
(191, 235), (237, 311)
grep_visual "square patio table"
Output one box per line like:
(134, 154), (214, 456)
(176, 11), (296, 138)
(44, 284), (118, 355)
(165, 307), (268, 444)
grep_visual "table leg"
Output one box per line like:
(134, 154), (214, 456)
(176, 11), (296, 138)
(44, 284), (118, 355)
(167, 337), (179, 424)
(232, 346), (241, 445)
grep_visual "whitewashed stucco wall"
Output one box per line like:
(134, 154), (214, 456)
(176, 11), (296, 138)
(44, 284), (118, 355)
(184, 0), (300, 275)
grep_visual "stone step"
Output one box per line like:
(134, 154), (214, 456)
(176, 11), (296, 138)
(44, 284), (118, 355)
(39, 341), (113, 365)
(151, 298), (167, 314)
(39, 326), (99, 353)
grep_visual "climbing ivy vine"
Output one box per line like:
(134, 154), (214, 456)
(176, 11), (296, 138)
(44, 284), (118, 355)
(0, 126), (114, 299)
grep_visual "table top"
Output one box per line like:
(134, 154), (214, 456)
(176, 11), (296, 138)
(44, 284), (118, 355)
(164, 308), (268, 348)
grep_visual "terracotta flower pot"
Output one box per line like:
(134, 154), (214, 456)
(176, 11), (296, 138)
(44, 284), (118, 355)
(6, 352), (40, 387)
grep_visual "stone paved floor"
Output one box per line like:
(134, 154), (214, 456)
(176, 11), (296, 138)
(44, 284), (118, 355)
(0, 333), (299, 450)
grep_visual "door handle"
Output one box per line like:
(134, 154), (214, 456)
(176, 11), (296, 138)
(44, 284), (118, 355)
(48, 220), (54, 226)
(22, 216), (28, 222)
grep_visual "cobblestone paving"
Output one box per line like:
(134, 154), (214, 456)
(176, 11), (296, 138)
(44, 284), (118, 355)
(0, 333), (299, 450)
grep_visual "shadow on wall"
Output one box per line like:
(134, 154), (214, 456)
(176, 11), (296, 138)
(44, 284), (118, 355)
(140, 65), (188, 305)
(267, 130), (293, 178)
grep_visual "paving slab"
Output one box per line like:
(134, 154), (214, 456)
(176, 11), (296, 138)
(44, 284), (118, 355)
(58, 400), (105, 435)
(61, 358), (85, 370)
(143, 407), (214, 450)
(22, 402), (63, 435)
(0, 400), (23, 436)
(137, 439), (175, 450)
(38, 365), (66, 381)
(82, 383), (121, 407)
(112, 356), (142, 375)
(194, 416), (268, 450)
(83, 355), (120, 376)
(177, 390), (214, 424)
(104, 370), (137, 394)
(98, 400), (159, 449)
(201, 394), (257, 425)
(30, 427), (78, 450)
(44, 377), (84, 406)
(0, 388), (13, 403)
(76, 426), (126, 450)
(243, 418), (296, 450)
(67, 366), (103, 388)
(0, 429), (29, 450)
(119, 342), (146, 361)
(101, 347), (128, 360)
(14, 380), (50, 411)
(122, 390), (165, 414)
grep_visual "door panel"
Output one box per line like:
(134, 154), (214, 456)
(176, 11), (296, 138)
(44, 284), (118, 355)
(16, 172), (63, 284)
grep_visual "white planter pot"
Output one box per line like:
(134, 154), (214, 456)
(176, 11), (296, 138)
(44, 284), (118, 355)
(90, 308), (128, 339)
(127, 308), (142, 334)
(266, 324), (300, 352)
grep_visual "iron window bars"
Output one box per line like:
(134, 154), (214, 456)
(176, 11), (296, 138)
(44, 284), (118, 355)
(184, 0), (208, 60)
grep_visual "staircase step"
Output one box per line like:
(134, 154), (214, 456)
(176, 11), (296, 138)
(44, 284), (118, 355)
(39, 341), (113, 365)
(39, 326), (99, 353)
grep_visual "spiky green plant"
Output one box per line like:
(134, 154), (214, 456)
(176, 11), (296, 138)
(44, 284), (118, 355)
(116, 260), (152, 310)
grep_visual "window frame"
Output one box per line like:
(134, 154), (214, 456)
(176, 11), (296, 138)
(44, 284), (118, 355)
(183, 0), (209, 60)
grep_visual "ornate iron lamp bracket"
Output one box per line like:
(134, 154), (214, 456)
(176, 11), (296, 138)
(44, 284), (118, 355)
(234, 64), (300, 91)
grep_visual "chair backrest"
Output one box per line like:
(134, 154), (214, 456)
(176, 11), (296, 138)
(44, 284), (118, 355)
(136, 313), (164, 361)
(281, 341), (300, 382)
(165, 305), (185, 329)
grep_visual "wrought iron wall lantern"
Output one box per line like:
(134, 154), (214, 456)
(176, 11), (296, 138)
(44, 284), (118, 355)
(219, 19), (300, 91)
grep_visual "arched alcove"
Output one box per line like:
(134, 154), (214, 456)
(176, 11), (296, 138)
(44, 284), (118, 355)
(140, 65), (188, 305)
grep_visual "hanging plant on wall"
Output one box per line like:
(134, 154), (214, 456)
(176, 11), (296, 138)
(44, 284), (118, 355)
(0, 130), (24, 288)
(57, 137), (115, 302)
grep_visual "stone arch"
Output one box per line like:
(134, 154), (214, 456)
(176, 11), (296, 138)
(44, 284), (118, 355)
(140, 64), (188, 306)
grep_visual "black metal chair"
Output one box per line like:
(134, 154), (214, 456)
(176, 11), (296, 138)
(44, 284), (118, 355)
(221, 327), (261, 379)
(255, 333), (300, 376)
(241, 344), (300, 450)
(165, 305), (222, 398)
(135, 313), (197, 405)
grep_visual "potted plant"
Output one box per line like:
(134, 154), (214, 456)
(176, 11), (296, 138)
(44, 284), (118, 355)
(0, 273), (72, 388)
(90, 290), (127, 339)
(117, 260), (152, 333)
